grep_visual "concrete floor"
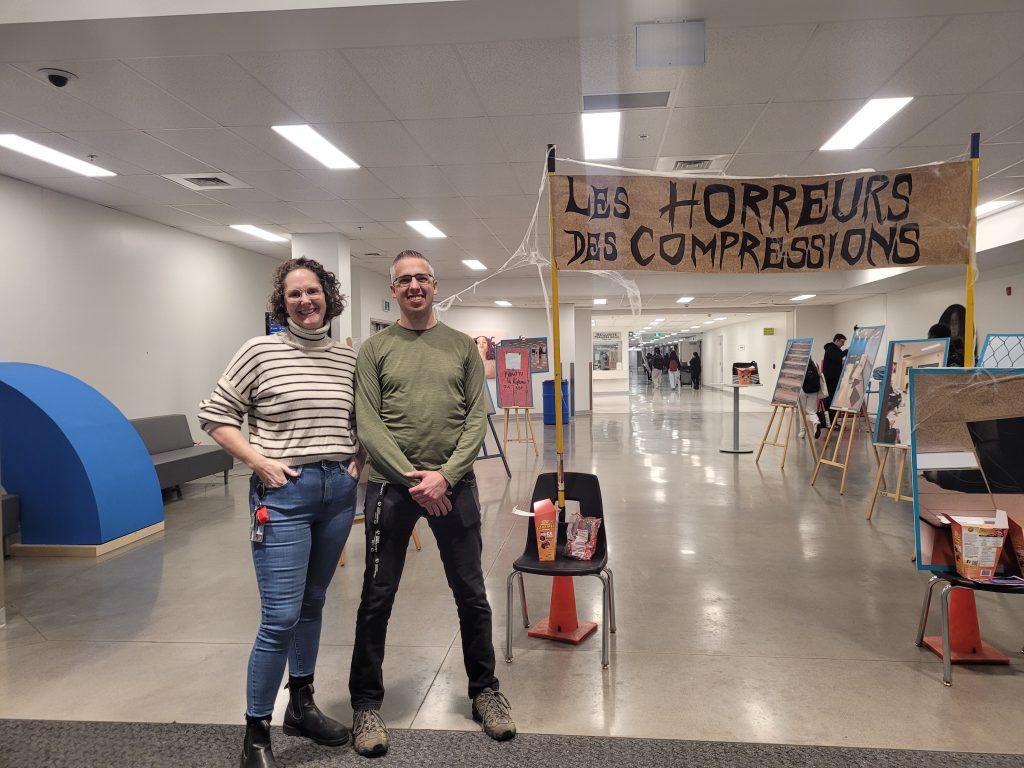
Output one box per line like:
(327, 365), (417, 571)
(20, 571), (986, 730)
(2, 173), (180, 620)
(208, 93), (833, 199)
(2, 380), (1023, 754)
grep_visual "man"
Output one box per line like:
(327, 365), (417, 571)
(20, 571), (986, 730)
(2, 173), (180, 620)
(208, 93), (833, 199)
(821, 333), (848, 424)
(348, 250), (515, 757)
(650, 347), (665, 387)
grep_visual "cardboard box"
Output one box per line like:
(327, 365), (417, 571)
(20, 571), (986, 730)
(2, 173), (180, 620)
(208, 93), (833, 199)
(533, 499), (557, 562)
(1006, 513), (1024, 575)
(949, 510), (1008, 581)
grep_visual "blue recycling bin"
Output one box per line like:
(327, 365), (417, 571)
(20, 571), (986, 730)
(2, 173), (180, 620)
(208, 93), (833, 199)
(542, 379), (569, 425)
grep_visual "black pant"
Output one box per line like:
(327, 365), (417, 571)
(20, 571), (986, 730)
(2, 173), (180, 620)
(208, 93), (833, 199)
(349, 475), (498, 709)
(824, 376), (840, 423)
(691, 372), (700, 389)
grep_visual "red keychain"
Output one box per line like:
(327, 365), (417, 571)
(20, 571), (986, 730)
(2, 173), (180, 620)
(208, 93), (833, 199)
(251, 505), (269, 543)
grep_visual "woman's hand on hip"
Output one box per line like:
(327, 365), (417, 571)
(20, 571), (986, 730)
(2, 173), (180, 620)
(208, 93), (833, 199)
(253, 457), (299, 488)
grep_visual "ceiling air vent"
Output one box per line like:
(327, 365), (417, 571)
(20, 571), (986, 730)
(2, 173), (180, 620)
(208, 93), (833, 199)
(162, 172), (252, 191)
(673, 159), (711, 171)
(655, 155), (729, 174)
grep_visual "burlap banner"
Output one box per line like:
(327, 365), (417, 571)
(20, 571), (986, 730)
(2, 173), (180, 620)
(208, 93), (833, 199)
(551, 162), (971, 273)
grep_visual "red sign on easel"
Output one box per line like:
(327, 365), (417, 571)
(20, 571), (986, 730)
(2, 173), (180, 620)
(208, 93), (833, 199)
(496, 346), (533, 409)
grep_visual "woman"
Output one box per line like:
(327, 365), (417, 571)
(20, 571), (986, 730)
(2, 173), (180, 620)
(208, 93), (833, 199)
(199, 257), (362, 768)
(473, 335), (497, 379)
(666, 348), (681, 389)
(689, 352), (702, 390)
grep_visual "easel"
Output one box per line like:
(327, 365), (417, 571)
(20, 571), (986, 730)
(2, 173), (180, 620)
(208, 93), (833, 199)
(755, 401), (817, 468)
(866, 444), (912, 520)
(503, 407), (538, 456)
(479, 409), (512, 477)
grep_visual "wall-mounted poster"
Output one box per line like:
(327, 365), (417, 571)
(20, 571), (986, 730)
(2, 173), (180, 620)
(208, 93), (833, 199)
(500, 337), (548, 373)
(979, 334), (1024, 369)
(731, 361), (760, 385)
(831, 325), (885, 412)
(471, 334), (499, 380)
(910, 368), (1024, 574)
(873, 339), (948, 446)
(495, 346), (533, 408)
(771, 338), (814, 406)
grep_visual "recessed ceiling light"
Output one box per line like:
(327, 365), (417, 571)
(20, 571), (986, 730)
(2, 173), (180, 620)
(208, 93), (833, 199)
(790, 294), (816, 301)
(654, 318), (665, 322)
(593, 298), (607, 305)
(406, 220), (446, 238)
(690, 326), (701, 330)
(820, 97), (913, 151)
(703, 321), (714, 325)
(0, 134), (116, 177)
(495, 300), (512, 307)
(676, 296), (695, 303)
(714, 317), (727, 321)
(976, 200), (1016, 217)
(272, 125), (359, 169)
(230, 224), (290, 243)
(581, 111), (621, 160)
(462, 259), (487, 270)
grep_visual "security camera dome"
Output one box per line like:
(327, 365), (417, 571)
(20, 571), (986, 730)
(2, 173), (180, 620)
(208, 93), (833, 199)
(38, 68), (78, 88)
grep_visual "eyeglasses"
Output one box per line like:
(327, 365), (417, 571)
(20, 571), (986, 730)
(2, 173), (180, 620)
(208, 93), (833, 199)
(392, 273), (435, 287)
(286, 286), (323, 300)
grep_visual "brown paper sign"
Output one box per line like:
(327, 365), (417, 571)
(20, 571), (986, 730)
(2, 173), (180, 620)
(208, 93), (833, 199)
(551, 162), (971, 273)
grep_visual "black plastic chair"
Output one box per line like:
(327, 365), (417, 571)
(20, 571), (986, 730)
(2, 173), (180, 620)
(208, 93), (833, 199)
(915, 572), (1024, 685)
(505, 472), (616, 668)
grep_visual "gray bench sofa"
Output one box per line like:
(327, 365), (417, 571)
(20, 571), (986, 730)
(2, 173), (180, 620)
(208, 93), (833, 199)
(130, 415), (233, 496)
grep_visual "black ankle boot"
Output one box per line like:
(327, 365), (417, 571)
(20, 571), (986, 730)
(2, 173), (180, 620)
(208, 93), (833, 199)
(282, 681), (350, 746)
(241, 717), (278, 768)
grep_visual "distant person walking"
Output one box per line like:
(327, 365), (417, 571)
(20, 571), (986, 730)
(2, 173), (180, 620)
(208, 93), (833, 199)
(667, 349), (681, 389)
(821, 333), (848, 425)
(650, 348), (665, 387)
(689, 352), (701, 390)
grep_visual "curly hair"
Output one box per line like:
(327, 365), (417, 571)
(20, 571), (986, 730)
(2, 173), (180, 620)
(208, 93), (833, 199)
(268, 257), (347, 326)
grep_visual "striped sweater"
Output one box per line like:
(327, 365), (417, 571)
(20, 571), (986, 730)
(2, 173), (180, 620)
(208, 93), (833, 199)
(198, 320), (358, 466)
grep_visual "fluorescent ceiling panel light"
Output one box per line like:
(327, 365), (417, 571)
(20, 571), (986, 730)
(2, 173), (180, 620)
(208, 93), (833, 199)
(703, 320), (714, 325)
(690, 326), (701, 330)
(582, 111), (621, 160)
(406, 220), (446, 238)
(790, 294), (816, 301)
(272, 125), (358, 169)
(921, 343), (943, 352)
(0, 134), (115, 177)
(820, 97), (913, 151)
(654, 318), (665, 322)
(494, 300), (512, 307)
(593, 298), (607, 305)
(676, 296), (695, 303)
(714, 317), (727, 321)
(976, 200), (1015, 217)
(462, 259), (487, 270)
(230, 224), (289, 243)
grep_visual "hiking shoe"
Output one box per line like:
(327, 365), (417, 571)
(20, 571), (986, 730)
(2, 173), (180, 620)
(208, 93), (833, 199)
(472, 688), (516, 741)
(352, 709), (389, 757)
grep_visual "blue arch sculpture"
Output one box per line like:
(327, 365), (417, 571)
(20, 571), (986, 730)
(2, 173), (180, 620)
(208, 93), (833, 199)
(0, 363), (163, 546)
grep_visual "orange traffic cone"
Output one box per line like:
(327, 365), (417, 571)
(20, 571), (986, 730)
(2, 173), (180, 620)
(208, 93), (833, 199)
(527, 576), (598, 644)
(922, 589), (1009, 664)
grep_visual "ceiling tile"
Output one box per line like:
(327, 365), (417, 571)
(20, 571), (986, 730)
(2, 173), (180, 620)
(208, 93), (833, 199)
(511, 161), (548, 195)
(578, 33), (681, 95)
(227, 170), (337, 201)
(119, 205), (219, 227)
(15, 131), (149, 175)
(34, 177), (152, 206)
(222, 201), (318, 226)
(62, 130), (217, 174)
(102, 174), (216, 204)
(368, 166), (460, 198)
(458, 38), (581, 116)
(290, 199), (367, 223)
(404, 117), (506, 164)
(798, 148), (890, 176)
(146, 128), (290, 172)
(124, 55), (303, 127)
(199, 188), (278, 204)
(344, 44), (484, 120)
(725, 152), (812, 177)
(15, 59), (215, 130)
(991, 119), (1024, 143)
(412, 217), (495, 239)
(978, 142), (1024, 178)
(299, 168), (398, 199)
(0, 108), (45, 133)
(0, 64), (131, 131)
(406, 196), (479, 219)
(881, 144), (964, 169)
(776, 17), (944, 102)
(231, 48), (391, 123)
(288, 221), (340, 234)
(740, 100), (861, 154)
(226, 125), (341, 170)
(463, 194), (538, 219)
(440, 163), (522, 197)
(980, 55), (1024, 93)
(905, 92), (1024, 148)
(978, 178), (1024, 202)
(316, 121), (434, 167)
(173, 204), (276, 227)
(621, 109), (669, 158)
(674, 24), (816, 107)
(347, 198), (416, 221)
(491, 113), (580, 163)
(859, 94), (965, 149)
(880, 13), (1024, 96)
(661, 104), (765, 156)
(0, 151), (80, 180)
(332, 222), (393, 239)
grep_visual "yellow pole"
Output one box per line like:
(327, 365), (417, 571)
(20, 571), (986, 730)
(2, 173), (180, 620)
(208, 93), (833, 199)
(547, 144), (565, 510)
(966, 133), (979, 366)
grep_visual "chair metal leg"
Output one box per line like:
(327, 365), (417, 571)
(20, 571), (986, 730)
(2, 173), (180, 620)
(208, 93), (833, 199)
(939, 583), (955, 686)
(915, 575), (942, 646)
(505, 571), (516, 663)
(604, 566), (617, 633)
(596, 573), (610, 669)
(516, 572), (529, 628)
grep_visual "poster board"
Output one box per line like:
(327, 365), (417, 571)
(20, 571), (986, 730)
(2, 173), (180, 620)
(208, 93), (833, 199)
(873, 338), (948, 446)
(500, 337), (549, 373)
(979, 334), (1024, 368)
(831, 325), (885, 412)
(495, 346), (533, 408)
(909, 368), (1024, 573)
(549, 163), (972, 273)
(770, 338), (814, 406)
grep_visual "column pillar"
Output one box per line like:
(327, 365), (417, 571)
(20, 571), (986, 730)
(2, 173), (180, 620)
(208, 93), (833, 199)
(291, 233), (353, 345)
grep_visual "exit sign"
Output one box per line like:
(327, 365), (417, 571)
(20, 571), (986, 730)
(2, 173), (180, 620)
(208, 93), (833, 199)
(383, 299), (391, 312)
(763, 327), (775, 336)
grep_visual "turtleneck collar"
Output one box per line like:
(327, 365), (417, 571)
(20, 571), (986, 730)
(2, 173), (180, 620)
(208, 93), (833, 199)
(284, 318), (333, 349)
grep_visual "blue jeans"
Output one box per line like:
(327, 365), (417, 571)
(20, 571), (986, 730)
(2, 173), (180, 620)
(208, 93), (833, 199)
(246, 460), (357, 717)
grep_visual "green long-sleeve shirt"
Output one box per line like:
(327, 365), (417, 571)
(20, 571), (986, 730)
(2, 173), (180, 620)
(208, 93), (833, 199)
(355, 321), (486, 487)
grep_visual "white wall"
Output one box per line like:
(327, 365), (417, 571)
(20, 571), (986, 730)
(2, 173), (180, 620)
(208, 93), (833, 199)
(573, 307), (593, 411)
(701, 313), (793, 402)
(0, 175), (280, 434)
(350, 265), (399, 346)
